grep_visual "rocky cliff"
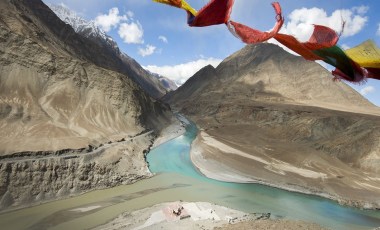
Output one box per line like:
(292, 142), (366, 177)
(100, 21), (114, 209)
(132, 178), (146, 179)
(166, 43), (380, 208)
(0, 0), (172, 210)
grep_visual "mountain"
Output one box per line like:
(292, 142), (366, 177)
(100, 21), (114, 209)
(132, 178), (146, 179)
(48, 4), (177, 96)
(165, 43), (380, 208)
(166, 44), (375, 110)
(48, 4), (119, 53)
(163, 64), (216, 106)
(147, 70), (178, 92)
(0, 0), (172, 210)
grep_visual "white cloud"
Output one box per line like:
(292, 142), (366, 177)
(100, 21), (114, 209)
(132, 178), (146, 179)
(360, 86), (375, 96)
(118, 21), (144, 44)
(138, 45), (156, 57)
(158, 35), (168, 43)
(144, 58), (222, 85)
(353, 6), (369, 15)
(94, 8), (145, 44)
(58, 2), (67, 8)
(377, 24), (380, 36)
(94, 7), (127, 32)
(126, 11), (134, 18)
(341, 44), (350, 50)
(282, 6), (368, 41)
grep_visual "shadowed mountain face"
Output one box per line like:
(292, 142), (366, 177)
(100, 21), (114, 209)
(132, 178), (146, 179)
(166, 43), (380, 208)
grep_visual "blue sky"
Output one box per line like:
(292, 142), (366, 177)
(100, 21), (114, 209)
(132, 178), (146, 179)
(42, 0), (380, 106)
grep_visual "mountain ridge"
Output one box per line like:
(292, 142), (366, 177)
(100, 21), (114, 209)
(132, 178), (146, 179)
(5, 0), (167, 99)
(48, 4), (177, 97)
(167, 44), (377, 112)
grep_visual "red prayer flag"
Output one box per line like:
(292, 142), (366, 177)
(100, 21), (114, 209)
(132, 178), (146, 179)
(226, 2), (284, 44)
(366, 68), (380, 80)
(189, 0), (235, 27)
(274, 25), (339, 60)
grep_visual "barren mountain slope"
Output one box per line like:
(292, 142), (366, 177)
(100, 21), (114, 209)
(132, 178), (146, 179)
(167, 44), (376, 112)
(0, 1), (171, 154)
(163, 64), (217, 105)
(0, 0), (172, 210)
(166, 43), (380, 208)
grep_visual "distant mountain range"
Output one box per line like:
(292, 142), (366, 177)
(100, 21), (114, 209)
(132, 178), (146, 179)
(49, 4), (177, 97)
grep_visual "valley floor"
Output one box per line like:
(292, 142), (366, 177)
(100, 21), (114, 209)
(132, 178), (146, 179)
(0, 116), (378, 230)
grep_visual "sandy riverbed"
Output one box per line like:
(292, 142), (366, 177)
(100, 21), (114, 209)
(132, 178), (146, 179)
(93, 201), (327, 230)
(152, 115), (186, 148)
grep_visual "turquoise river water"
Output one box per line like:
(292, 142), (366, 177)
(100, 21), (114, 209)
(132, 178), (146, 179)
(0, 118), (379, 230)
(147, 119), (380, 230)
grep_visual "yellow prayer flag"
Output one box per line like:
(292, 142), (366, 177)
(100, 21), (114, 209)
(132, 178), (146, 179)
(181, 0), (197, 16)
(153, 0), (197, 16)
(345, 40), (380, 68)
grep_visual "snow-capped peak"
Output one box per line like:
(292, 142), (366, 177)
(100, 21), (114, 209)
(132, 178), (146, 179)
(48, 4), (177, 93)
(48, 4), (118, 51)
(145, 69), (179, 91)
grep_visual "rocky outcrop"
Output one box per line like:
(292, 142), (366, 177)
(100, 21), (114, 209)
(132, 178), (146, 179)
(0, 133), (154, 210)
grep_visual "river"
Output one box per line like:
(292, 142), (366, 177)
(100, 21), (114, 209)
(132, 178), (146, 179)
(0, 118), (379, 229)
(146, 118), (380, 230)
